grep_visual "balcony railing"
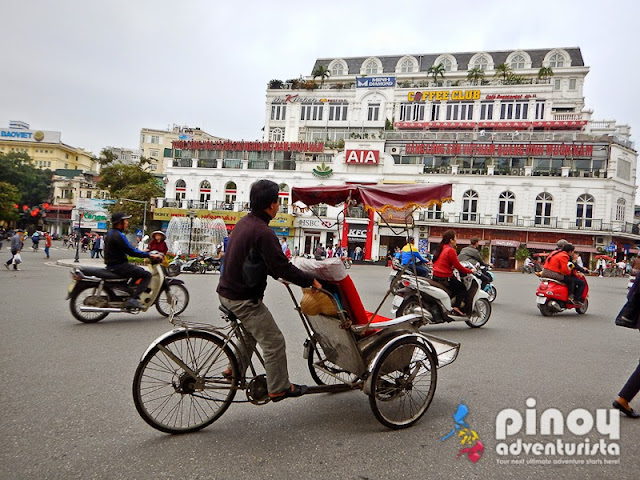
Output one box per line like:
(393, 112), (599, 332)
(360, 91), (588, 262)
(173, 159), (192, 167)
(248, 160), (269, 169)
(197, 159), (217, 168)
(223, 159), (242, 169)
(274, 160), (296, 170)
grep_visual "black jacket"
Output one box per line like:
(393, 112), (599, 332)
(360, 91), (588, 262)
(104, 228), (150, 267)
(217, 211), (314, 300)
(458, 245), (487, 266)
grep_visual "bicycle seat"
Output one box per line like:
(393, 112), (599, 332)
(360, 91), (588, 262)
(219, 305), (238, 321)
(77, 266), (126, 280)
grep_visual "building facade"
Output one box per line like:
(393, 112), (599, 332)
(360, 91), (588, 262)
(155, 47), (638, 268)
(103, 146), (141, 165)
(0, 121), (97, 172)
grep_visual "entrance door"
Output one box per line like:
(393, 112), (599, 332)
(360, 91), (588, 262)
(304, 233), (320, 255)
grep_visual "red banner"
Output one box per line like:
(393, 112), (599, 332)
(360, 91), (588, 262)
(171, 140), (324, 153)
(405, 143), (593, 158)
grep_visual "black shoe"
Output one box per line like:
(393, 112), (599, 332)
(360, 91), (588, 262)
(269, 384), (308, 403)
(613, 400), (640, 418)
(124, 298), (144, 310)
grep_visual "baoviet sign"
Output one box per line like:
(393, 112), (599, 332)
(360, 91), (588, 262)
(405, 143), (594, 158)
(345, 149), (380, 164)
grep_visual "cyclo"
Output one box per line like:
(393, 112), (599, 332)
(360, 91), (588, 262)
(132, 183), (460, 432)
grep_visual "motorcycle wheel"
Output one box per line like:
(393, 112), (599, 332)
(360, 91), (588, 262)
(307, 340), (357, 385)
(538, 303), (555, 316)
(576, 298), (588, 314)
(156, 284), (190, 317)
(69, 284), (111, 323)
(199, 264), (207, 274)
(485, 285), (497, 303)
(396, 295), (422, 318)
(465, 298), (491, 328)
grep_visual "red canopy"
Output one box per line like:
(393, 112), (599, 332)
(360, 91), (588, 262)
(292, 183), (453, 213)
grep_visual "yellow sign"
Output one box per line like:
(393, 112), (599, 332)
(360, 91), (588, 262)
(153, 208), (294, 227)
(408, 90), (481, 102)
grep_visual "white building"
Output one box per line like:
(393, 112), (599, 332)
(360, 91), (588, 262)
(103, 146), (141, 166)
(155, 47), (638, 269)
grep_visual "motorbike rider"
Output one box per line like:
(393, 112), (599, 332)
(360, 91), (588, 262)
(217, 179), (322, 403)
(431, 229), (474, 316)
(147, 230), (168, 254)
(542, 242), (585, 306)
(104, 212), (163, 309)
(458, 237), (492, 288)
(401, 236), (429, 277)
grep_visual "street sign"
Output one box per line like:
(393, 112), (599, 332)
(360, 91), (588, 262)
(136, 229), (143, 237)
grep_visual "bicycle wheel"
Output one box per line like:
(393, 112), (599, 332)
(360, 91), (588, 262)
(369, 338), (437, 429)
(307, 340), (357, 385)
(155, 284), (190, 317)
(133, 330), (238, 434)
(69, 284), (111, 323)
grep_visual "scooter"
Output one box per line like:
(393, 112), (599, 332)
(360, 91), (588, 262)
(180, 254), (207, 274)
(535, 270), (589, 316)
(390, 262), (492, 328)
(388, 258), (432, 293)
(66, 253), (189, 323)
(202, 253), (221, 273)
(477, 264), (497, 303)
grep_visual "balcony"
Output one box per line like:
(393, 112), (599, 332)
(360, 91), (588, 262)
(197, 159), (218, 168)
(173, 159), (192, 168)
(223, 159), (242, 169)
(248, 160), (269, 170)
(347, 207), (367, 218)
(274, 160), (296, 170)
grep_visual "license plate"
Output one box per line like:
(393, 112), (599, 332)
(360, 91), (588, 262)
(67, 281), (76, 293)
(392, 295), (404, 307)
(536, 296), (546, 304)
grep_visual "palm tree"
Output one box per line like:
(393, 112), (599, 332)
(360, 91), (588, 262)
(312, 65), (331, 87)
(427, 63), (445, 84)
(467, 67), (485, 86)
(537, 66), (554, 81)
(495, 63), (511, 82)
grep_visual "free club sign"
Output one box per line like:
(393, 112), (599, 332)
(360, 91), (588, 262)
(345, 149), (380, 165)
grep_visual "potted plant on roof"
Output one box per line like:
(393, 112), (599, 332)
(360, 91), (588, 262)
(312, 65), (331, 88)
(269, 79), (283, 89)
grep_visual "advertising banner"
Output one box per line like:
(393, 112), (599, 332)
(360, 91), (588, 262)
(356, 76), (395, 88)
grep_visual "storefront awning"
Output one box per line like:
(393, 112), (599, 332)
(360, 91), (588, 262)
(574, 245), (598, 253)
(491, 239), (520, 247)
(526, 242), (557, 250)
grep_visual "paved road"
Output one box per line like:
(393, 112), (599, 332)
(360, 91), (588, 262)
(1, 247), (638, 479)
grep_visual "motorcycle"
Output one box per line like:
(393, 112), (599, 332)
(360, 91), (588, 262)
(202, 253), (221, 273)
(477, 264), (497, 303)
(66, 253), (189, 323)
(390, 262), (492, 328)
(535, 270), (589, 316)
(180, 254), (207, 274)
(388, 257), (432, 293)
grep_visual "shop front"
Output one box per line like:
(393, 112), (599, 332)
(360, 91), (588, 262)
(491, 239), (520, 270)
(294, 217), (336, 256)
(347, 222), (368, 260)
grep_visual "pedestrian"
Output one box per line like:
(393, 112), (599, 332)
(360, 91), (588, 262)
(597, 257), (606, 277)
(216, 179), (322, 402)
(355, 245), (362, 260)
(91, 234), (100, 258)
(294, 246), (299, 257)
(281, 237), (288, 255)
(96, 235), (104, 258)
(5, 229), (24, 271)
(44, 232), (52, 259)
(613, 272), (640, 418)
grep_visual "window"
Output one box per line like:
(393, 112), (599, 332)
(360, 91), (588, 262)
(300, 104), (323, 121)
(270, 128), (284, 142)
(400, 58), (415, 73)
(367, 103), (380, 121)
(510, 54), (526, 69)
(224, 181), (237, 205)
(549, 53), (565, 68)
(462, 190), (479, 222)
(576, 194), (594, 228)
(399, 103), (425, 121)
(279, 183), (290, 210)
(553, 79), (562, 90)
(473, 56), (489, 71)
(498, 191), (515, 224)
(535, 193), (553, 225)
(429, 103), (440, 121)
(616, 198), (626, 222)
(446, 102), (473, 121)
(423, 203), (442, 219)
(480, 102), (493, 120)
(331, 62), (344, 76)
(271, 104), (286, 120)
(150, 149), (159, 158)
(62, 189), (73, 199)
(535, 101), (545, 120)
(499, 101), (529, 120)
(441, 57), (453, 72)
(175, 179), (186, 201)
(364, 60), (379, 74)
(199, 180), (211, 203)
(568, 78), (577, 90)
(328, 103), (348, 121)
(86, 191), (92, 199)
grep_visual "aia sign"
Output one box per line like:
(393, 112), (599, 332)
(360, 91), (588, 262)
(345, 149), (380, 165)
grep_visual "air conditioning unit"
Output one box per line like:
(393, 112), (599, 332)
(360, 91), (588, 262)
(596, 246), (605, 253)
(511, 168), (520, 176)
(595, 236), (605, 245)
(439, 166), (448, 174)
(389, 146), (401, 154)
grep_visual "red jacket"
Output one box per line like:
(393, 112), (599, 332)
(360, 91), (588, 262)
(544, 250), (571, 276)
(148, 239), (168, 254)
(432, 244), (473, 278)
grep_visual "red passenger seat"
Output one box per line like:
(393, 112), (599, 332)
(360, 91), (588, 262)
(337, 275), (391, 326)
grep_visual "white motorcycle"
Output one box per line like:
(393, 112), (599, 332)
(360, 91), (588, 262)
(390, 262), (492, 328)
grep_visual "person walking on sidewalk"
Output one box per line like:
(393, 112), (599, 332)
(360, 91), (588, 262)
(44, 232), (52, 259)
(5, 230), (24, 270)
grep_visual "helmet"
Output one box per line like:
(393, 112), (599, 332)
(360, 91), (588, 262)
(556, 239), (568, 248)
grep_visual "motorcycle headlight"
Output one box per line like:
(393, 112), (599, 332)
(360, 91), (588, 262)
(167, 264), (180, 277)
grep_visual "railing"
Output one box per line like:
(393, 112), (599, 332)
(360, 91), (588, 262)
(552, 113), (583, 121)
(347, 207), (367, 218)
(274, 160), (296, 170)
(384, 130), (621, 145)
(248, 160), (269, 170)
(197, 159), (217, 168)
(173, 159), (192, 167)
(223, 159), (242, 169)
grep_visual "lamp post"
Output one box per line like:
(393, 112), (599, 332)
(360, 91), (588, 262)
(74, 208), (84, 263)
(186, 210), (197, 257)
(118, 198), (148, 236)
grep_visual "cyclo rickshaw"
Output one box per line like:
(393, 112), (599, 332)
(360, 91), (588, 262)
(132, 183), (460, 432)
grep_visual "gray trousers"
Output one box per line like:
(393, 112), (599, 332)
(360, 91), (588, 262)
(218, 295), (290, 394)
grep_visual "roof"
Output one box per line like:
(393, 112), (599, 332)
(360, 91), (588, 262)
(311, 47), (584, 74)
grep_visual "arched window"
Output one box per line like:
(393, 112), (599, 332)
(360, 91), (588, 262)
(576, 194), (594, 228)
(279, 183), (290, 212)
(498, 191), (515, 224)
(400, 58), (415, 73)
(175, 179), (186, 201)
(549, 52), (565, 68)
(270, 128), (284, 142)
(330, 60), (345, 76)
(441, 57), (453, 72)
(224, 181), (237, 208)
(616, 198), (626, 222)
(473, 56), (489, 71)
(364, 60), (379, 74)
(535, 192), (553, 226)
(510, 54), (526, 69)
(199, 180), (211, 203)
(462, 190), (479, 222)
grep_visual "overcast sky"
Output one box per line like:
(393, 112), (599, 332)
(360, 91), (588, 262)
(2, 0), (638, 158)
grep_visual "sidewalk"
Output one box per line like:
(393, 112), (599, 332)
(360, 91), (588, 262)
(56, 258), (105, 268)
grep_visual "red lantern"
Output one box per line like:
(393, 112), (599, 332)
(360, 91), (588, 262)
(23, 205), (29, 211)
(13, 204), (18, 209)
(43, 203), (50, 210)
(30, 210), (37, 217)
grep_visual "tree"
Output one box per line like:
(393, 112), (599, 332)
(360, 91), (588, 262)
(0, 152), (52, 207)
(98, 148), (118, 166)
(97, 163), (156, 194)
(107, 180), (163, 230)
(538, 66), (554, 81)
(0, 181), (20, 221)
(312, 65), (330, 87)
(467, 67), (485, 86)
(427, 63), (445, 84)
(495, 63), (512, 82)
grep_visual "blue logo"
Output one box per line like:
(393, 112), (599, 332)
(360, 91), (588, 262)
(356, 76), (395, 88)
